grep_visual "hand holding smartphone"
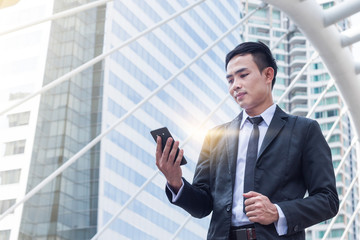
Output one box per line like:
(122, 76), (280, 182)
(150, 127), (187, 165)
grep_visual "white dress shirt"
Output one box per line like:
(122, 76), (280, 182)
(168, 103), (287, 236)
(231, 103), (287, 235)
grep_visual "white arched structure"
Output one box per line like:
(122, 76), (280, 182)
(264, 0), (360, 137)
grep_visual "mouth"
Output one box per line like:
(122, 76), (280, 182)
(234, 92), (246, 101)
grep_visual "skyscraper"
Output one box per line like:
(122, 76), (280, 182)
(0, 0), (53, 239)
(18, 0), (105, 239)
(98, 1), (241, 238)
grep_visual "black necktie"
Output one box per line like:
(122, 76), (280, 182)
(243, 116), (263, 212)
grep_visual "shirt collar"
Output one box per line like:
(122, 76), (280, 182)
(240, 103), (276, 129)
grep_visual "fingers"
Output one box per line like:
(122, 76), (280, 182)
(244, 192), (262, 214)
(174, 149), (184, 167)
(243, 193), (279, 225)
(162, 137), (173, 161)
(155, 136), (162, 161)
(168, 140), (180, 163)
(154, 136), (184, 193)
(243, 191), (261, 198)
(244, 191), (262, 207)
(243, 191), (261, 209)
(155, 136), (182, 166)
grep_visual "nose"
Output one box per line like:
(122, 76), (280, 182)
(230, 77), (242, 93)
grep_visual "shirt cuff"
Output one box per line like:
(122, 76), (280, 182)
(274, 204), (288, 236)
(166, 179), (184, 202)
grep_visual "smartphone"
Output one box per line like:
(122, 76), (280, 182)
(150, 127), (187, 165)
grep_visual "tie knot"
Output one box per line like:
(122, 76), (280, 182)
(248, 116), (263, 126)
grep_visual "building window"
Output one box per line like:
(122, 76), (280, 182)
(333, 160), (340, 169)
(4, 140), (26, 155)
(0, 230), (10, 240)
(278, 66), (285, 73)
(0, 169), (21, 185)
(312, 62), (324, 70)
(278, 43), (285, 50)
(329, 85), (337, 92)
(312, 87), (324, 94)
(273, 31), (284, 37)
(326, 96), (339, 105)
(7, 112), (30, 127)
(329, 134), (340, 143)
(0, 199), (15, 214)
(275, 54), (285, 61)
(311, 73), (330, 82)
(336, 187), (343, 195)
(335, 214), (344, 223)
(315, 112), (323, 118)
(331, 147), (341, 156)
(322, 2), (334, 9)
(276, 77), (285, 85)
(336, 174), (342, 182)
(318, 230), (325, 238)
(327, 109), (338, 117)
(272, 10), (281, 20)
(331, 229), (344, 237)
(317, 97), (339, 106)
(311, 75), (319, 82)
(248, 27), (269, 37)
(273, 89), (284, 97)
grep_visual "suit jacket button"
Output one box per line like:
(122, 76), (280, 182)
(226, 205), (231, 212)
(294, 225), (299, 232)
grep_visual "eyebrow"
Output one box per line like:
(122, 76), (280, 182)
(226, 67), (248, 79)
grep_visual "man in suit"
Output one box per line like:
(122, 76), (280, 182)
(155, 42), (339, 240)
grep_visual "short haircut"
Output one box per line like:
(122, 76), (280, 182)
(225, 41), (278, 89)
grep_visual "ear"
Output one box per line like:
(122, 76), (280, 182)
(263, 67), (274, 85)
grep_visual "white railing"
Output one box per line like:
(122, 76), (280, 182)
(0, 0), (112, 36)
(0, 0), (206, 116)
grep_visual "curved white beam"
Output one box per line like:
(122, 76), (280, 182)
(341, 26), (360, 47)
(323, 0), (360, 27)
(264, 0), (360, 138)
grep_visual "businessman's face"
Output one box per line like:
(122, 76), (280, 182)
(226, 54), (274, 116)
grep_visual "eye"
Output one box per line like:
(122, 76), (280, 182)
(240, 73), (249, 78)
(227, 79), (233, 85)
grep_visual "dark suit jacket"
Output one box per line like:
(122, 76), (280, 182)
(166, 106), (339, 240)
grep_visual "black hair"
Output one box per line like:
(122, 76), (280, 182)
(225, 41), (278, 89)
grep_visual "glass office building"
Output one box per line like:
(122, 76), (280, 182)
(0, 0), (359, 239)
(17, 0), (105, 239)
(0, 0), (53, 239)
(99, 1), (241, 239)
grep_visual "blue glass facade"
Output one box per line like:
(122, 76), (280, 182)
(100, 0), (241, 238)
(19, 1), (105, 239)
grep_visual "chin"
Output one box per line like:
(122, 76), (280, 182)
(237, 101), (247, 109)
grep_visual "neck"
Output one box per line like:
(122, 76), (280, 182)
(245, 102), (274, 117)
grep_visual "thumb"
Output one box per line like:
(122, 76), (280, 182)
(243, 191), (261, 198)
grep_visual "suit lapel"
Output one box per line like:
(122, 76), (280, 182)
(226, 112), (242, 187)
(257, 106), (288, 162)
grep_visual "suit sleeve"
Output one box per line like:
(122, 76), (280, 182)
(277, 120), (339, 235)
(165, 130), (214, 218)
